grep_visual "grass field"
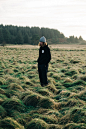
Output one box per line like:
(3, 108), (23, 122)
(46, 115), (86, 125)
(0, 44), (86, 129)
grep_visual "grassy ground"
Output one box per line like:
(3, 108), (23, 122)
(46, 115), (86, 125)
(0, 45), (86, 129)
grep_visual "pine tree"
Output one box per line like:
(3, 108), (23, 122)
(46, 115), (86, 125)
(16, 31), (24, 44)
(75, 37), (79, 43)
(31, 34), (40, 45)
(24, 33), (30, 44)
(2, 28), (10, 44)
(79, 36), (83, 41)
(0, 29), (4, 44)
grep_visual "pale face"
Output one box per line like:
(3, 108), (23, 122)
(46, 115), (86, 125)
(40, 42), (43, 46)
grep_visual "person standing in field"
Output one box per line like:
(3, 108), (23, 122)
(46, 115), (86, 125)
(37, 36), (51, 87)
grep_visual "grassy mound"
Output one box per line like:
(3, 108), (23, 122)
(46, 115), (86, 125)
(37, 88), (52, 96)
(48, 124), (62, 129)
(0, 46), (86, 129)
(59, 107), (86, 124)
(63, 123), (86, 129)
(2, 98), (26, 113)
(38, 97), (57, 109)
(63, 80), (86, 87)
(23, 94), (41, 107)
(0, 88), (5, 94)
(78, 90), (86, 101)
(0, 77), (6, 85)
(0, 106), (7, 118)
(26, 118), (48, 129)
(0, 117), (24, 129)
(32, 114), (58, 124)
(8, 83), (24, 91)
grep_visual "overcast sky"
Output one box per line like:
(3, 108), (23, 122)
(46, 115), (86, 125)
(0, 0), (86, 40)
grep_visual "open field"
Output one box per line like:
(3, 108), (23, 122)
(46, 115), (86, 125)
(6, 44), (86, 50)
(0, 45), (86, 129)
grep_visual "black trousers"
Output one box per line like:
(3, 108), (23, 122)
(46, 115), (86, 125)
(38, 64), (48, 86)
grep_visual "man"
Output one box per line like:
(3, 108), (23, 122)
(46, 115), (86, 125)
(37, 36), (51, 86)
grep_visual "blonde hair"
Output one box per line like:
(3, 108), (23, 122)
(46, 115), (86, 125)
(38, 42), (47, 47)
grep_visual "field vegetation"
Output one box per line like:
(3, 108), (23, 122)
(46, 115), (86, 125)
(0, 44), (86, 129)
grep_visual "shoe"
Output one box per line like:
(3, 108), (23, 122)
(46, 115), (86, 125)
(44, 83), (48, 86)
(41, 83), (44, 87)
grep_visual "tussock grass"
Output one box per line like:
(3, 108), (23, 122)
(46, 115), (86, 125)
(63, 123), (86, 129)
(20, 89), (34, 100)
(65, 69), (77, 76)
(59, 107), (86, 125)
(36, 114), (59, 124)
(8, 83), (24, 91)
(52, 73), (61, 80)
(2, 98), (26, 113)
(0, 117), (24, 129)
(6, 76), (20, 84)
(0, 45), (86, 129)
(47, 109), (60, 115)
(63, 80), (86, 87)
(0, 98), (4, 104)
(23, 94), (41, 107)
(0, 94), (7, 104)
(78, 75), (86, 81)
(0, 88), (5, 94)
(45, 83), (59, 94)
(38, 97), (58, 109)
(70, 59), (80, 64)
(0, 77), (6, 85)
(47, 72), (53, 77)
(64, 78), (73, 83)
(26, 118), (48, 129)
(78, 90), (86, 101)
(0, 105), (7, 118)
(36, 88), (53, 97)
(4, 68), (13, 74)
(5, 89), (20, 98)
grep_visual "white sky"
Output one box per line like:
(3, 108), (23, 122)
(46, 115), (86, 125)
(0, 0), (86, 40)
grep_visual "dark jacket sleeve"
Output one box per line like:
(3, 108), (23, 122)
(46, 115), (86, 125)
(44, 47), (51, 65)
(37, 48), (41, 62)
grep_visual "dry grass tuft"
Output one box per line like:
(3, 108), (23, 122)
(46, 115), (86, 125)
(8, 83), (24, 91)
(23, 94), (41, 107)
(26, 118), (48, 129)
(2, 98), (26, 113)
(0, 88), (5, 94)
(0, 117), (24, 129)
(64, 78), (73, 83)
(0, 106), (7, 118)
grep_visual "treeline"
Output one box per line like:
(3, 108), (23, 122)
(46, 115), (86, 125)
(0, 24), (85, 45)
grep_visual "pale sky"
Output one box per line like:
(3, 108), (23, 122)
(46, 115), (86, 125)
(0, 0), (86, 40)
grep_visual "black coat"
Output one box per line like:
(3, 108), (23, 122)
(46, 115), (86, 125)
(37, 45), (51, 65)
